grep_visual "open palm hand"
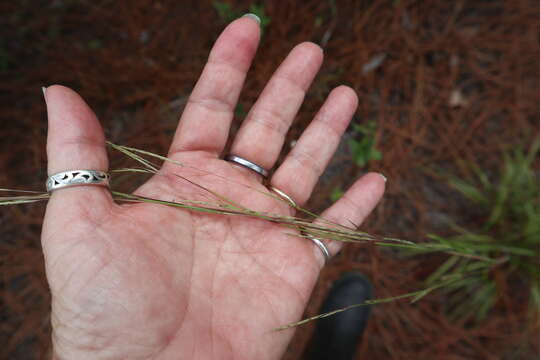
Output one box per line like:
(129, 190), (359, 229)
(42, 15), (385, 360)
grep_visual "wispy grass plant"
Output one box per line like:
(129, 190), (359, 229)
(422, 141), (540, 325)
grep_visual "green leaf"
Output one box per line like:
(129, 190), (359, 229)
(426, 255), (460, 285)
(212, 1), (239, 23)
(472, 282), (497, 321)
(371, 148), (383, 160)
(530, 282), (540, 311)
(447, 177), (487, 205)
(249, 4), (271, 30)
(348, 121), (382, 168)
(330, 187), (344, 202)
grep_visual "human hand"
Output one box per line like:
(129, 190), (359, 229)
(42, 15), (385, 360)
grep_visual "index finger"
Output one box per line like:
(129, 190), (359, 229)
(168, 15), (261, 158)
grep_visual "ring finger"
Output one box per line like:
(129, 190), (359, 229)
(271, 85), (359, 206)
(228, 42), (323, 178)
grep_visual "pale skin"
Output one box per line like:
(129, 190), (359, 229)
(42, 16), (385, 360)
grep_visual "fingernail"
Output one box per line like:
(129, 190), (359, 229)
(242, 13), (261, 25)
(42, 86), (47, 104)
(379, 173), (387, 183)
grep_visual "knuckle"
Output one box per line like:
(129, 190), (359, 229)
(187, 96), (233, 114)
(248, 107), (290, 136)
(289, 149), (323, 176)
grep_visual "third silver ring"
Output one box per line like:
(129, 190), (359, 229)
(303, 232), (331, 263)
(269, 186), (297, 208)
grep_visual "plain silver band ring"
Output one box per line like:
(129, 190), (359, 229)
(225, 155), (269, 178)
(269, 186), (297, 208)
(46, 170), (110, 192)
(305, 233), (331, 263)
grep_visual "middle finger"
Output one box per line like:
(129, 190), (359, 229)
(228, 42), (323, 176)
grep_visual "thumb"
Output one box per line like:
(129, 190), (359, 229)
(43, 85), (112, 214)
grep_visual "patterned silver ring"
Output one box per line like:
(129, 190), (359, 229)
(269, 186), (297, 208)
(225, 155), (269, 178)
(46, 170), (110, 192)
(303, 232), (331, 263)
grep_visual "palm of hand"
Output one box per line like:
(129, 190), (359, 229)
(44, 153), (318, 360)
(41, 15), (384, 360)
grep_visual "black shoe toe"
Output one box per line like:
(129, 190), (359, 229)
(304, 272), (373, 360)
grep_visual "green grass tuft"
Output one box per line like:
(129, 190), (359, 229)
(425, 140), (540, 324)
